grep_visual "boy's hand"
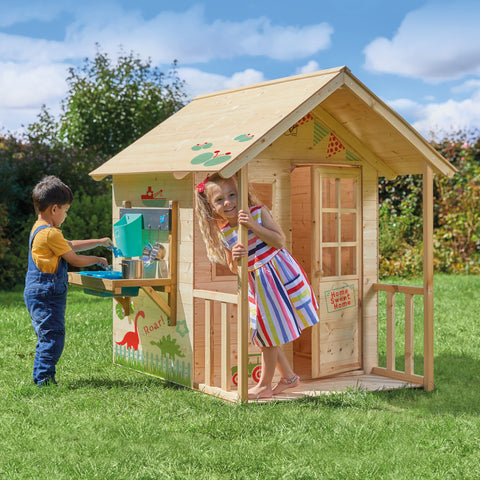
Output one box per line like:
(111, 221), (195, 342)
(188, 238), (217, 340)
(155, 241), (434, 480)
(232, 243), (247, 261)
(97, 257), (109, 268)
(101, 238), (114, 247)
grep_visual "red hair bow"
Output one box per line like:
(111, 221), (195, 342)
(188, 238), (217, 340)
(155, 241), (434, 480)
(196, 174), (210, 193)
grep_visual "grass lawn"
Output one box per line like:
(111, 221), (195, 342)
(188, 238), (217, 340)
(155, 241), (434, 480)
(1, 274), (479, 479)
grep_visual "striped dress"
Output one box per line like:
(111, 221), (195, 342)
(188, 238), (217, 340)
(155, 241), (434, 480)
(219, 205), (319, 347)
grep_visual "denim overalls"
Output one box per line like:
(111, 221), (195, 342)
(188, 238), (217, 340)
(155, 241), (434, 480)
(24, 224), (69, 386)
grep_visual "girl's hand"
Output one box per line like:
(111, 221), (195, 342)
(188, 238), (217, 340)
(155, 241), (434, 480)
(238, 209), (255, 229)
(232, 243), (247, 261)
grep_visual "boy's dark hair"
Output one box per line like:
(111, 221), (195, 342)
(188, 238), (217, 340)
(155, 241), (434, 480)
(32, 176), (74, 213)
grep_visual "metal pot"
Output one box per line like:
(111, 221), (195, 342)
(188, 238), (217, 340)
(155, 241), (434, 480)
(121, 259), (144, 279)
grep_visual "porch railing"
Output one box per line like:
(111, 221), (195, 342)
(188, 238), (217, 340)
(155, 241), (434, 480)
(372, 283), (427, 386)
(193, 289), (238, 397)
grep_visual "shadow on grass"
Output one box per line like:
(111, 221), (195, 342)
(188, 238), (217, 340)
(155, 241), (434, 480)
(65, 375), (189, 392)
(370, 352), (480, 416)
(280, 353), (480, 416)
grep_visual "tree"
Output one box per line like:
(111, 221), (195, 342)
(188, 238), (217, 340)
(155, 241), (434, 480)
(59, 46), (187, 157)
(0, 47), (187, 289)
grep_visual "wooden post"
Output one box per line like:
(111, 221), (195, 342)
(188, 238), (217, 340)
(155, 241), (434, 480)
(169, 201), (178, 326)
(237, 166), (249, 403)
(311, 167), (321, 378)
(423, 163), (434, 391)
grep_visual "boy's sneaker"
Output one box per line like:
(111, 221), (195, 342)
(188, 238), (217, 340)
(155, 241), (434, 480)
(37, 378), (57, 387)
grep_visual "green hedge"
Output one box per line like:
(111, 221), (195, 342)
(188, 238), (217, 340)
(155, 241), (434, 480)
(0, 134), (111, 290)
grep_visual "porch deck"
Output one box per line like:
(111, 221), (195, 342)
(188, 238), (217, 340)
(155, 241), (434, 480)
(196, 371), (421, 403)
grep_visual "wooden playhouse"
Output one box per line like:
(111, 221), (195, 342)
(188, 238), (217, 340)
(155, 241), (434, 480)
(69, 66), (456, 403)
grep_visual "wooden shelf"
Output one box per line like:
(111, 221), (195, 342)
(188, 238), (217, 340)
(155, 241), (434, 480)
(68, 272), (172, 294)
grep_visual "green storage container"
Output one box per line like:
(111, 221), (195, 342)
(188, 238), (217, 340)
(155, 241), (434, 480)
(113, 213), (143, 257)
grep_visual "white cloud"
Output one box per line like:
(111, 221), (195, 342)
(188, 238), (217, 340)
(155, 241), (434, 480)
(389, 90), (480, 138)
(363, 1), (480, 81)
(0, 61), (68, 133)
(0, 33), (79, 63)
(452, 79), (480, 94)
(296, 60), (320, 75)
(0, 61), (68, 108)
(71, 6), (333, 64)
(177, 67), (265, 99)
(0, 5), (333, 66)
(413, 96), (480, 138)
(387, 98), (422, 118)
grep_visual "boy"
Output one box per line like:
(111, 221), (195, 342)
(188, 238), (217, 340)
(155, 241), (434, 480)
(24, 175), (112, 386)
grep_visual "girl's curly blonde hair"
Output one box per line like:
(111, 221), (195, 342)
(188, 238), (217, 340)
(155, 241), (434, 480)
(194, 173), (261, 265)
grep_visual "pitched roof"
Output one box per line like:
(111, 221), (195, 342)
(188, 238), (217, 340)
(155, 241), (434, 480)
(90, 66), (455, 181)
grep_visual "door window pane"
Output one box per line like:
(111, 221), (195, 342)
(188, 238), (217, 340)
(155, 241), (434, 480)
(341, 213), (356, 242)
(340, 178), (356, 209)
(322, 178), (337, 208)
(322, 247), (337, 276)
(341, 247), (356, 275)
(322, 213), (337, 242)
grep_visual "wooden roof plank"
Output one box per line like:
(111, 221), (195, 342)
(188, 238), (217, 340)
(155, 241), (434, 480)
(220, 71), (348, 178)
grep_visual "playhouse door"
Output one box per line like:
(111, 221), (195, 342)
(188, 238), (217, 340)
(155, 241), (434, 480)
(311, 166), (362, 377)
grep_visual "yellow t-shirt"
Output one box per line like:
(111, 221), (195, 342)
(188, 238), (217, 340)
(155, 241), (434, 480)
(30, 221), (72, 273)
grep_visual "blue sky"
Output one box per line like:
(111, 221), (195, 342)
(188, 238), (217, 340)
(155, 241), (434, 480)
(1, 0), (480, 140)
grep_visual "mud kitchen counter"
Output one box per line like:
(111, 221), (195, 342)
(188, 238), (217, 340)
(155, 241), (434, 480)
(68, 272), (174, 319)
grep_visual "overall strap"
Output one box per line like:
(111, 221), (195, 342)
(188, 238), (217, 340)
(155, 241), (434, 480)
(29, 224), (52, 248)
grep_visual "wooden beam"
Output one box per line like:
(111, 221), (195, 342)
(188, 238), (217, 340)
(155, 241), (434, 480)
(313, 106), (398, 180)
(372, 283), (424, 296)
(423, 163), (434, 391)
(193, 289), (238, 304)
(237, 165), (250, 403)
(141, 286), (171, 317)
(114, 297), (131, 317)
(371, 367), (424, 386)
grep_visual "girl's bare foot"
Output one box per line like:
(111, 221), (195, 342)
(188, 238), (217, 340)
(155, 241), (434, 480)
(247, 385), (273, 400)
(272, 374), (300, 395)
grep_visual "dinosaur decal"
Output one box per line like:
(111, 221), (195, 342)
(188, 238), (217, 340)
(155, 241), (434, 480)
(150, 334), (185, 361)
(116, 311), (144, 351)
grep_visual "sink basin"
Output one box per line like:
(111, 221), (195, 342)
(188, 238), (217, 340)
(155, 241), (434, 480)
(79, 270), (123, 279)
(78, 270), (139, 297)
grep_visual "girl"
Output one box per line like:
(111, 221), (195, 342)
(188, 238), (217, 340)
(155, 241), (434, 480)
(195, 173), (319, 399)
